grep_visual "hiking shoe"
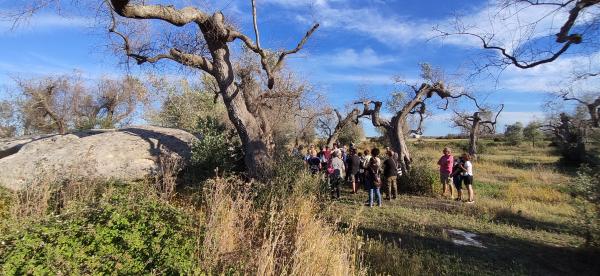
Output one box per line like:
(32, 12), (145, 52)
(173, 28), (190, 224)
(466, 200), (475, 204)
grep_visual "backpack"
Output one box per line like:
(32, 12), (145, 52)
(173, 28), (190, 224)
(369, 157), (381, 187)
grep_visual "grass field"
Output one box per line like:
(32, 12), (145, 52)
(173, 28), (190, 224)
(326, 139), (599, 275)
(1, 138), (597, 275)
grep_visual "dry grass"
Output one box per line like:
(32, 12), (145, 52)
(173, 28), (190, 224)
(198, 175), (365, 275)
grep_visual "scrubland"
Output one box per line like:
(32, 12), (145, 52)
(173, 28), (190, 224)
(0, 139), (598, 275)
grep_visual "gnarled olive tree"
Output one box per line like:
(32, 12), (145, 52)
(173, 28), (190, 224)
(107, 0), (318, 178)
(356, 84), (454, 173)
(318, 108), (361, 148)
(453, 99), (504, 160)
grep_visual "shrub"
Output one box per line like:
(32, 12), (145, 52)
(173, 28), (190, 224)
(504, 122), (524, 145)
(190, 116), (244, 180)
(0, 183), (201, 275)
(568, 165), (600, 247)
(398, 163), (436, 195)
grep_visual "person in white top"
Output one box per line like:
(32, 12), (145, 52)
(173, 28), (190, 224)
(459, 153), (475, 203)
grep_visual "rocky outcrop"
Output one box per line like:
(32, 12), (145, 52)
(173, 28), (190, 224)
(0, 126), (198, 190)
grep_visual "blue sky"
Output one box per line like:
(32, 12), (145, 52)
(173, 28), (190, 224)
(1, 0), (598, 136)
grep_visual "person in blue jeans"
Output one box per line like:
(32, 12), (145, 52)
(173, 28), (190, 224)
(366, 148), (382, 207)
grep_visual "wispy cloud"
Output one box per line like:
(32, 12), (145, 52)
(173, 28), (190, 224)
(497, 111), (545, 127)
(0, 13), (93, 33)
(495, 51), (600, 93)
(324, 48), (397, 67)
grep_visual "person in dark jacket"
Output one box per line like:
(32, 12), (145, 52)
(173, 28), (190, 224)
(383, 149), (398, 200)
(365, 148), (382, 207)
(346, 148), (361, 193)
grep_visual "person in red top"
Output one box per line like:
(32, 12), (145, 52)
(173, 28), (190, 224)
(437, 147), (454, 199)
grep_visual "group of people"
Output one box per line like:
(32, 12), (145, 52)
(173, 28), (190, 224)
(437, 147), (475, 203)
(299, 143), (401, 207)
(297, 143), (477, 206)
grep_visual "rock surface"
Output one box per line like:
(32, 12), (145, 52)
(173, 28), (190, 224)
(0, 126), (198, 190)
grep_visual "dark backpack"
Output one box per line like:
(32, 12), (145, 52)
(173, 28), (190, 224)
(369, 158), (381, 187)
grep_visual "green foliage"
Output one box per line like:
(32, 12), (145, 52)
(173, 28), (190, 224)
(191, 117), (244, 180)
(523, 121), (544, 147)
(569, 165), (600, 247)
(0, 183), (201, 275)
(337, 121), (365, 146)
(504, 122), (524, 145)
(399, 163), (436, 195)
(150, 78), (227, 132)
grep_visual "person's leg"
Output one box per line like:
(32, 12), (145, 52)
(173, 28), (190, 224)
(385, 177), (392, 200)
(377, 187), (382, 206)
(447, 177), (454, 199)
(440, 173), (448, 197)
(330, 176), (335, 199)
(467, 185), (474, 202)
(466, 176), (474, 202)
(391, 176), (398, 199)
(335, 178), (341, 199)
(351, 174), (357, 193)
(453, 176), (462, 201)
(369, 188), (374, 207)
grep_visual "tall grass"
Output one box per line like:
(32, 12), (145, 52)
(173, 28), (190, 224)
(1, 157), (365, 275)
(199, 173), (364, 275)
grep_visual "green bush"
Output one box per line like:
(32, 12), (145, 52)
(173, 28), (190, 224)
(0, 183), (201, 275)
(398, 163), (436, 195)
(504, 122), (524, 146)
(569, 165), (600, 247)
(190, 117), (244, 180)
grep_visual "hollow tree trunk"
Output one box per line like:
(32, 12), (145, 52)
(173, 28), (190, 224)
(389, 117), (411, 174)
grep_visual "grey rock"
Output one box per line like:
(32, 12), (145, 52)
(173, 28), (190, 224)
(0, 126), (198, 190)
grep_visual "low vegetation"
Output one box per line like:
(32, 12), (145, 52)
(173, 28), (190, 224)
(1, 138), (598, 275)
(0, 158), (363, 275)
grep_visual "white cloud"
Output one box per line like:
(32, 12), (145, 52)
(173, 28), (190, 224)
(266, 0), (587, 52)
(0, 13), (93, 33)
(266, 0), (432, 46)
(498, 111), (544, 127)
(496, 51), (600, 93)
(322, 48), (397, 67)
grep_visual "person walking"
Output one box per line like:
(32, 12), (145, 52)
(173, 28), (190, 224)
(329, 151), (346, 199)
(437, 147), (454, 199)
(383, 149), (398, 200)
(365, 148), (382, 207)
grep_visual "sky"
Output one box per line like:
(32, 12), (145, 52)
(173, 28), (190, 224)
(0, 0), (598, 136)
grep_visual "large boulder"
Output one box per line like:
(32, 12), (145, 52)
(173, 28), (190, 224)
(0, 126), (199, 190)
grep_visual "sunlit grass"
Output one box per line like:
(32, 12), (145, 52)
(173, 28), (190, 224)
(328, 138), (597, 275)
